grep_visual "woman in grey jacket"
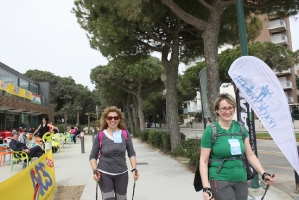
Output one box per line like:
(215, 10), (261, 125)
(89, 106), (139, 200)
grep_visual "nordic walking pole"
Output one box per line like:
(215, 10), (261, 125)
(261, 174), (275, 200)
(96, 181), (98, 200)
(132, 171), (137, 200)
(132, 180), (136, 200)
(95, 169), (100, 200)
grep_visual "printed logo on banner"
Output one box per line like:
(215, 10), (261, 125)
(30, 160), (54, 200)
(234, 75), (277, 128)
(13, 87), (20, 95)
(26, 91), (30, 98)
(0, 81), (7, 89)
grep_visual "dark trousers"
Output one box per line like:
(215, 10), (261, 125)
(98, 172), (128, 200)
(28, 145), (44, 158)
(210, 180), (248, 200)
(73, 131), (80, 143)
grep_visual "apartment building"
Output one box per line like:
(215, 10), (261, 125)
(254, 14), (297, 104)
(0, 62), (54, 131)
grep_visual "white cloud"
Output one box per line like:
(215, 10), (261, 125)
(0, 1), (108, 90)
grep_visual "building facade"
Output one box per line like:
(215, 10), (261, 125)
(0, 62), (54, 131)
(254, 14), (297, 104)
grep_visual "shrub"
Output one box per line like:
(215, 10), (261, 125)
(181, 132), (186, 141)
(154, 131), (163, 148)
(132, 129), (140, 138)
(140, 129), (150, 142)
(56, 124), (65, 133)
(172, 145), (186, 157)
(161, 132), (171, 151)
(148, 130), (156, 146)
(183, 138), (201, 166)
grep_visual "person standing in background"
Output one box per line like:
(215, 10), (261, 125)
(33, 117), (54, 139)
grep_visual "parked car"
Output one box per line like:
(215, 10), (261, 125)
(291, 109), (299, 120)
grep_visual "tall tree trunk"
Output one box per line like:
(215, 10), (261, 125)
(77, 112), (79, 125)
(87, 113), (90, 134)
(136, 84), (145, 131)
(126, 94), (134, 133)
(161, 35), (181, 152)
(132, 95), (139, 129)
(202, 5), (224, 121)
(64, 111), (68, 133)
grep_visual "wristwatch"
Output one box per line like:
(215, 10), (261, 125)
(131, 168), (138, 173)
(93, 169), (98, 175)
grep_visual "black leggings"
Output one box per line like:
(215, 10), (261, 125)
(98, 172), (128, 200)
(73, 131), (80, 143)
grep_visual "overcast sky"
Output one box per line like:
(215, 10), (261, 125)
(0, 1), (298, 90)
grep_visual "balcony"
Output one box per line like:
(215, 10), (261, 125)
(183, 106), (202, 114)
(267, 13), (279, 20)
(274, 68), (291, 76)
(268, 19), (286, 33)
(288, 97), (294, 104)
(270, 34), (288, 45)
(280, 81), (292, 90)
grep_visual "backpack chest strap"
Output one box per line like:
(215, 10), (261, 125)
(209, 156), (243, 173)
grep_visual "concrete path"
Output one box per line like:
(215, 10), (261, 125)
(0, 135), (294, 200)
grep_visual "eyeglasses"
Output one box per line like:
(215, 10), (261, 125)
(219, 106), (234, 112)
(106, 116), (120, 120)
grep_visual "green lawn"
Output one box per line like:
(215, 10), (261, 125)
(256, 132), (299, 141)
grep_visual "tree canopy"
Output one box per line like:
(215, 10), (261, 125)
(25, 70), (99, 128)
(90, 56), (164, 130)
(73, 0), (265, 151)
(161, 0), (299, 120)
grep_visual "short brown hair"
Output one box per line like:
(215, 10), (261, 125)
(214, 93), (236, 116)
(99, 106), (126, 131)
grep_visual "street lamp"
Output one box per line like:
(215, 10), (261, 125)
(161, 73), (169, 134)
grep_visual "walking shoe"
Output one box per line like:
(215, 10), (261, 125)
(22, 162), (27, 169)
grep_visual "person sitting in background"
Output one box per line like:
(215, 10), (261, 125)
(73, 126), (80, 144)
(18, 128), (28, 144)
(53, 128), (60, 137)
(70, 127), (76, 142)
(9, 132), (45, 168)
(73, 123), (82, 144)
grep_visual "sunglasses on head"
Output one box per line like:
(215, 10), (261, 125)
(106, 116), (120, 120)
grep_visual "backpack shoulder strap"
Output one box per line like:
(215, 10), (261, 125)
(237, 121), (245, 142)
(98, 131), (103, 149)
(210, 122), (218, 148)
(122, 130), (128, 143)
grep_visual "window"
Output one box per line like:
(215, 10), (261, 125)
(19, 78), (29, 90)
(0, 68), (18, 85)
(29, 83), (38, 94)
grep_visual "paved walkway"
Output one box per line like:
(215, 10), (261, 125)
(0, 135), (294, 200)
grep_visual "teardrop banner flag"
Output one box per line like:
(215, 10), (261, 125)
(228, 56), (299, 174)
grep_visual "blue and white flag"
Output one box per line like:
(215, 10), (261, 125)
(228, 56), (299, 174)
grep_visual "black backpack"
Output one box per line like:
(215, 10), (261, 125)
(193, 121), (257, 192)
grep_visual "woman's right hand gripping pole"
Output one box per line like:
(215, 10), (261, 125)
(93, 169), (100, 182)
(203, 187), (213, 200)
